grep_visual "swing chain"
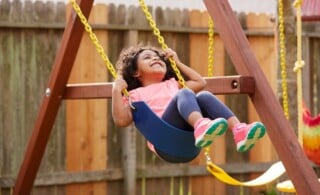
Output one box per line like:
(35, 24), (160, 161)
(138, 0), (187, 88)
(207, 16), (215, 77)
(69, 0), (131, 97)
(70, 0), (117, 79)
(278, 0), (290, 119)
(204, 17), (215, 163)
(204, 147), (212, 163)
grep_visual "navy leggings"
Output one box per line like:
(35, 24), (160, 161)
(155, 88), (235, 163)
(161, 88), (234, 131)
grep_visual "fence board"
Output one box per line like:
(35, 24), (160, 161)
(0, 1), (65, 194)
(189, 9), (227, 195)
(312, 38), (320, 114)
(65, 3), (108, 195)
(246, 14), (278, 194)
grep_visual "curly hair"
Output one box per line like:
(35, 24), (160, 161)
(116, 45), (178, 91)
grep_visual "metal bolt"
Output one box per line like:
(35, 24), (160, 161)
(45, 88), (51, 97)
(232, 80), (238, 89)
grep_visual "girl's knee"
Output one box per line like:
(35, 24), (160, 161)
(196, 91), (213, 99)
(178, 88), (195, 96)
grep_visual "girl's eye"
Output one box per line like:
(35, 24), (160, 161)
(143, 55), (157, 60)
(144, 55), (151, 59)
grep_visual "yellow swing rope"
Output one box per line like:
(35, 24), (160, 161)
(277, 0), (313, 192)
(293, 0), (305, 146)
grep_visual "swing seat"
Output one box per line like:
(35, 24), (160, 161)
(132, 101), (201, 162)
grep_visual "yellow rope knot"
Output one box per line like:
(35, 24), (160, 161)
(293, 60), (305, 72)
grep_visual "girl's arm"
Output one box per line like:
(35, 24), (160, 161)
(164, 48), (206, 92)
(112, 78), (133, 127)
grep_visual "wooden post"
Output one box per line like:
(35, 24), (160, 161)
(121, 126), (137, 195)
(121, 30), (139, 195)
(13, 1), (94, 194)
(203, 0), (320, 194)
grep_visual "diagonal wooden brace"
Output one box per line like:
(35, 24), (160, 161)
(203, 0), (320, 194)
(13, 1), (94, 194)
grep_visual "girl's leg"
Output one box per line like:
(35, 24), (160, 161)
(195, 91), (237, 129)
(162, 89), (227, 147)
(156, 89), (199, 163)
(151, 89), (228, 163)
(196, 91), (266, 152)
(162, 88), (223, 129)
(161, 89), (196, 131)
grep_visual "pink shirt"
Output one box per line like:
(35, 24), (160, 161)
(129, 78), (180, 117)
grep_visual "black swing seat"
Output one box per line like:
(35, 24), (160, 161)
(132, 101), (201, 162)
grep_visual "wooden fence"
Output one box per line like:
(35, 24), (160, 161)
(0, 1), (319, 195)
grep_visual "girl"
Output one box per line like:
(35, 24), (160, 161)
(112, 46), (266, 162)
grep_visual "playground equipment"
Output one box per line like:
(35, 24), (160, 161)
(12, 0), (320, 194)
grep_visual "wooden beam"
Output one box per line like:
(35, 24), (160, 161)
(63, 76), (255, 99)
(2, 162), (274, 188)
(204, 76), (254, 94)
(203, 0), (320, 194)
(13, 1), (94, 194)
(302, 15), (320, 22)
(0, 21), (275, 36)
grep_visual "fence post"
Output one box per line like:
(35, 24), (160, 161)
(121, 126), (137, 195)
(120, 30), (139, 195)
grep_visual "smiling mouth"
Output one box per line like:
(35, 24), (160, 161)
(150, 62), (163, 67)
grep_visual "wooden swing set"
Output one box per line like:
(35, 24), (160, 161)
(13, 0), (320, 194)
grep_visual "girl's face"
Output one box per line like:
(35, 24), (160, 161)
(135, 49), (167, 85)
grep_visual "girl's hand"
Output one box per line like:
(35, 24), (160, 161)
(112, 77), (133, 127)
(113, 77), (128, 94)
(163, 48), (206, 92)
(163, 48), (180, 63)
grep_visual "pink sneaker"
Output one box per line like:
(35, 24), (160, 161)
(233, 122), (266, 152)
(194, 118), (228, 148)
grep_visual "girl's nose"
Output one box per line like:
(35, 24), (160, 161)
(152, 55), (160, 60)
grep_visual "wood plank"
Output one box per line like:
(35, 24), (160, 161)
(63, 76), (255, 99)
(2, 162), (275, 188)
(203, 0), (320, 194)
(246, 14), (278, 163)
(13, 1), (93, 194)
(65, 3), (108, 195)
(189, 9), (226, 195)
(248, 36), (278, 163)
(246, 20), (278, 194)
(121, 30), (139, 195)
(302, 16), (320, 22)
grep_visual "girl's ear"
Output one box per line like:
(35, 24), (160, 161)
(133, 71), (140, 78)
